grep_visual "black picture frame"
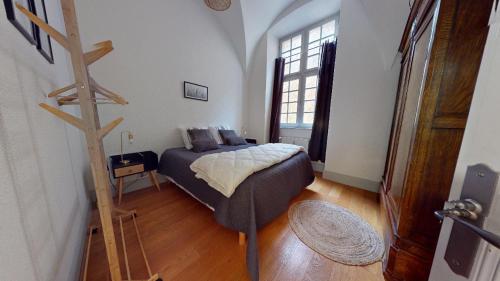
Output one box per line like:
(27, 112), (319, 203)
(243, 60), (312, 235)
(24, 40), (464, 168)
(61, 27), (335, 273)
(3, 0), (37, 45)
(31, 0), (54, 63)
(184, 81), (208, 102)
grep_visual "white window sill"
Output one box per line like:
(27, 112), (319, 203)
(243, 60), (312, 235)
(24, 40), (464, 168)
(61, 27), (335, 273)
(280, 126), (313, 130)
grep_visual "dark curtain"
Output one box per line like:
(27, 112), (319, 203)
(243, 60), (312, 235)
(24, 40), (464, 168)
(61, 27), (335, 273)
(269, 57), (285, 143)
(308, 41), (337, 162)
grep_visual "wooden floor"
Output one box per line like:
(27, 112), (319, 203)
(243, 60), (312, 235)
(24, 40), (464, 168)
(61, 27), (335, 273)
(85, 175), (385, 281)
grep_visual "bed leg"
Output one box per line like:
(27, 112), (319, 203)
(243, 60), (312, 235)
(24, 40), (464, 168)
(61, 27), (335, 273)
(239, 232), (246, 245)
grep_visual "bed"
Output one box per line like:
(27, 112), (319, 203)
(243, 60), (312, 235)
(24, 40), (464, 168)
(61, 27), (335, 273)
(158, 144), (314, 281)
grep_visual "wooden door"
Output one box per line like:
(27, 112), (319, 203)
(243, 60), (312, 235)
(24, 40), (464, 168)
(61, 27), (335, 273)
(389, 4), (437, 216)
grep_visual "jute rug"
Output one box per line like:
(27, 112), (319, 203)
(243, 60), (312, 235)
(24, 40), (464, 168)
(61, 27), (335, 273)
(288, 200), (384, 265)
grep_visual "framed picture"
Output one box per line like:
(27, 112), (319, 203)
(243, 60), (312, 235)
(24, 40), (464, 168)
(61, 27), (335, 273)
(3, 0), (37, 44)
(32, 0), (54, 63)
(184, 81), (208, 101)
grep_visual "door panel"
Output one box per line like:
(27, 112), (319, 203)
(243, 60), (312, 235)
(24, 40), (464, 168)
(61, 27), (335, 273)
(429, 8), (500, 281)
(384, 53), (411, 194)
(390, 17), (434, 211)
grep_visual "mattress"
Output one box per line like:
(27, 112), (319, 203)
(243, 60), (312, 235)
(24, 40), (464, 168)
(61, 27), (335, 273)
(158, 144), (314, 281)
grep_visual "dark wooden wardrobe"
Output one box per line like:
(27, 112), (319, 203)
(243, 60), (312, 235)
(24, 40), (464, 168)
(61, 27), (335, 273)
(380, 0), (494, 280)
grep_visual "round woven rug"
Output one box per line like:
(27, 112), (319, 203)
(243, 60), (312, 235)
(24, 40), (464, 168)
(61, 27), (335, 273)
(288, 200), (384, 265)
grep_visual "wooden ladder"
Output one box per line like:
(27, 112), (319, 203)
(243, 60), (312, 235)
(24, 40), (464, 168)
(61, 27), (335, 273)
(15, 1), (160, 280)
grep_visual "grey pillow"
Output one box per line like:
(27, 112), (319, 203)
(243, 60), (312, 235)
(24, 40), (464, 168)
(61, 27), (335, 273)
(188, 129), (219, 152)
(225, 136), (247, 146)
(219, 130), (247, 146)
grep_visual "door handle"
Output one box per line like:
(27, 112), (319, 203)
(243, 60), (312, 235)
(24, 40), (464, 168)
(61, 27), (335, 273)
(435, 204), (500, 249)
(437, 164), (499, 277)
(435, 208), (479, 220)
(436, 198), (482, 220)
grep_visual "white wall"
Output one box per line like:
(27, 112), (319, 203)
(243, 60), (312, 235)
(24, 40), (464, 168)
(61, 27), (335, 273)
(245, 35), (270, 143)
(75, 0), (246, 191)
(0, 2), (90, 280)
(244, 0), (408, 188)
(323, 0), (406, 192)
(245, 32), (279, 144)
(359, 0), (410, 69)
(430, 8), (500, 280)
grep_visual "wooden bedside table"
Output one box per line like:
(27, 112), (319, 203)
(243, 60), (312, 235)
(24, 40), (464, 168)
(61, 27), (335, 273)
(109, 151), (161, 204)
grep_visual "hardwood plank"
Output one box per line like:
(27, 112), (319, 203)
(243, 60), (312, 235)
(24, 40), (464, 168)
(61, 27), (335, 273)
(86, 176), (384, 281)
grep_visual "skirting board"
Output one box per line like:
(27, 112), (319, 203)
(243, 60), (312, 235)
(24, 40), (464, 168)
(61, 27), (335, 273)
(322, 170), (380, 193)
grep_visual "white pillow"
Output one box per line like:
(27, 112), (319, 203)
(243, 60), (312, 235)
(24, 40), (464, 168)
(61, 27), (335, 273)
(178, 127), (193, 150)
(208, 126), (224, 144)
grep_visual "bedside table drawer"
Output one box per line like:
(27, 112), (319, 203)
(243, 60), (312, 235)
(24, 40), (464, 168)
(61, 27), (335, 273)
(114, 164), (144, 177)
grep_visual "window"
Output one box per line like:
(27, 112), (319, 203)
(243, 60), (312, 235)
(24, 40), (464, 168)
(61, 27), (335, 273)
(280, 18), (336, 128)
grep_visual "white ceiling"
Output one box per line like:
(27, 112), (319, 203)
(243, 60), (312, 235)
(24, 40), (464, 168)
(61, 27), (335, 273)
(208, 0), (340, 71)
(207, 0), (408, 71)
(269, 0), (341, 38)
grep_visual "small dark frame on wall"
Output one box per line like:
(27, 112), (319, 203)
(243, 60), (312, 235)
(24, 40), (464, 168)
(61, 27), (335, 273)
(3, 0), (54, 63)
(184, 81), (208, 101)
(3, 0), (37, 44)
(32, 0), (54, 63)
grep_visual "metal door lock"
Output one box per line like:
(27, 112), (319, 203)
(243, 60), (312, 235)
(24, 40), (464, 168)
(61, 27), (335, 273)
(437, 199), (482, 221)
(446, 199), (482, 214)
(433, 164), (499, 278)
(436, 208), (478, 221)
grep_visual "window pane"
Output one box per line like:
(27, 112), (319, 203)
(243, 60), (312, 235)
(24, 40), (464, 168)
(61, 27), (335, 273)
(282, 92), (288, 102)
(282, 81), (289, 91)
(292, 35), (302, 49)
(281, 93), (288, 102)
(281, 114), (287, 123)
(282, 51), (290, 58)
(291, 54), (300, 61)
(288, 102), (297, 113)
(309, 26), (321, 43)
(309, 40), (320, 49)
(307, 55), (319, 69)
(308, 47), (319, 56)
(289, 79), (299, 91)
(290, 60), (300, 73)
(281, 103), (288, 113)
(288, 113), (297, 123)
(284, 63), (290, 75)
(305, 88), (317, 100)
(303, 113), (314, 124)
(282, 39), (291, 52)
(289, 91), (298, 102)
(304, 100), (316, 112)
(291, 47), (301, 55)
(322, 21), (335, 37)
(306, 75), (318, 88)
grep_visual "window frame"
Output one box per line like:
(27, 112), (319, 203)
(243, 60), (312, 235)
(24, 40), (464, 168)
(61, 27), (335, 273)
(279, 16), (337, 129)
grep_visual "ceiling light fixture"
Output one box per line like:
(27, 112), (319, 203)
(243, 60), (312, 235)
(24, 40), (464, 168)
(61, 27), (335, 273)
(204, 0), (231, 11)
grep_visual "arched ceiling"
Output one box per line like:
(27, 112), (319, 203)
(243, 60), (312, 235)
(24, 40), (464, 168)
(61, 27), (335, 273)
(206, 0), (408, 72)
(207, 0), (297, 71)
(269, 0), (341, 39)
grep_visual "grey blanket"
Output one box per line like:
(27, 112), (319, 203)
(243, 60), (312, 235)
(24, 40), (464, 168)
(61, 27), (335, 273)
(158, 144), (314, 281)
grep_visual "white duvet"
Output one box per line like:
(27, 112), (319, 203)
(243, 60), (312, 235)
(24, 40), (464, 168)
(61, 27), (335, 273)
(190, 143), (304, 198)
